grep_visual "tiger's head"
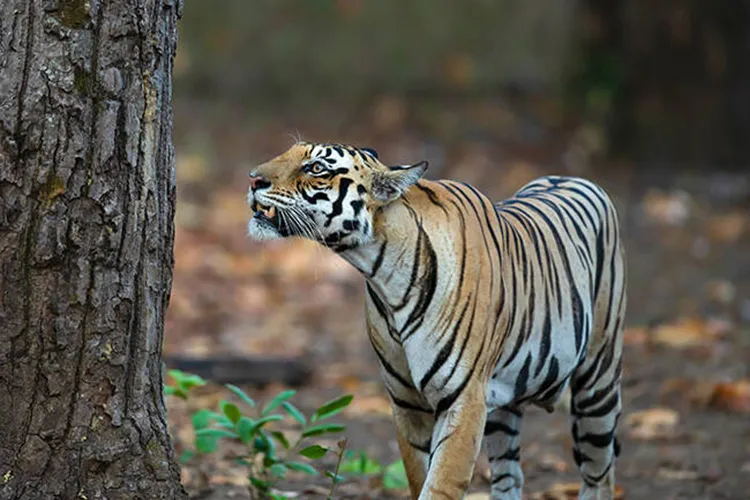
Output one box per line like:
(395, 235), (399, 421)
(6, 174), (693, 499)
(247, 142), (428, 250)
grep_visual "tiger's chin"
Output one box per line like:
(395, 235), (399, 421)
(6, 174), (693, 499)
(247, 215), (283, 241)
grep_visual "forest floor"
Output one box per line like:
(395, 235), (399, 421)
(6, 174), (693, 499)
(163, 114), (750, 499)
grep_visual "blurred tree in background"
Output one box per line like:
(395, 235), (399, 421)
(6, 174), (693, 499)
(174, 0), (750, 168)
(573, 0), (750, 167)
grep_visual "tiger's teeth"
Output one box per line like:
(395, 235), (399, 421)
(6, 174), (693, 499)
(265, 206), (276, 218)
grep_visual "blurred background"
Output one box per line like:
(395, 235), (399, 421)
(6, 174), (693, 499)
(165, 1), (750, 498)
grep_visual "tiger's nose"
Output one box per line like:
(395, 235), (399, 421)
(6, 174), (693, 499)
(248, 174), (271, 190)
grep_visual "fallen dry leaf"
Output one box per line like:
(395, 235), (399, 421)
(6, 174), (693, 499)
(179, 465), (209, 493)
(345, 395), (393, 417)
(209, 468), (248, 487)
(235, 284), (272, 316)
(660, 378), (717, 407)
(708, 379), (750, 414)
(536, 452), (570, 473)
(623, 325), (648, 346)
(650, 317), (729, 349)
(707, 212), (746, 243)
(641, 188), (691, 226)
(625, 407), (679, 441)
(657, 468), (699, 480)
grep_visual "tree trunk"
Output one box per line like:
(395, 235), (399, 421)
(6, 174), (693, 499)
(0, 0), (186, 498)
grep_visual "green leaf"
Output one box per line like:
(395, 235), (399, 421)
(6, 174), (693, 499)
(339, 452), (382, 475)
(236, 416), (256, 444)
(361, 452), (381, 475)
(225, 383), (257, 408)
(270, 431), (290, 450)
(179, 378), (206, 392)
(263, 455), (278, 468)
(265, 432), (277, 460)
(191, 409), (218, 430)
(301, 423), (346, 438)
(261, 390), (296, 417)
(215, 419), (236, 429)
(163, 386), (187, 399)
(254, 432), (276, 460)
(219, 400), (240, 423)
(253, 436), (268, 453)
(168, 370), (207, 392)
(249, 414), (284, 434)
(179, 449), (195, 464)
(299, 445), (328, 459)
(195, 428), (239, 439)
(249, 476), (269, 492)
(234, 457), (253, 468)
(281, 401), (307, 426)
(195, 435), (219, 454)
(285, 461), (318, 476)
(222, 402), (242, 424)
(383, 460), (409, 490)
(203, 408), (233, 429)
(311, 394), (354, 422)
(325, 470), (345, 484)
(269, 463), (288, 478)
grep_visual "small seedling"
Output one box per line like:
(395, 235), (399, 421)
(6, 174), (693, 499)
(339, 451), (409, 491)
(164, 370), (354, 499)
(164, 369), (207, 400)
(326, 438), (348, 500)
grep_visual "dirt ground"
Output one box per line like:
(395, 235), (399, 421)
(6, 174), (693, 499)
(164, 123), (750, 499)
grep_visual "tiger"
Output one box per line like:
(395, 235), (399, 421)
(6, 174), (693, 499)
(246, 142), (626, 500)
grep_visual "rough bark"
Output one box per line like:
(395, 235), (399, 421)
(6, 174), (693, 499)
(0, 0), (186, 498)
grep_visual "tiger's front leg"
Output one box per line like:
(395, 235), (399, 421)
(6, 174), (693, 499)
(389, 400), (436, 499)
(420, 383), (487, 500)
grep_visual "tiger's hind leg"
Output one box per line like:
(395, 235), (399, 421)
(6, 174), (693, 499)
(569, 338), (622, 500)
(485, 406), (524, 500)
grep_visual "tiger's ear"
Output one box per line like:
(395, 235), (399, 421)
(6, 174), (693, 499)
(360, 147), (379, 159)
(371, 161), (429, 203)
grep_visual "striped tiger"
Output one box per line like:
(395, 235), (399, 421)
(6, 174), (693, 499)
(246, 142), (626, 500)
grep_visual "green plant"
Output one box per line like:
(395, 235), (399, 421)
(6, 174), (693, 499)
(164, 369), (354, 499)
(338, 451), (409, 491)
(164, 369), (207, 400)
(325, 438), (348, 500)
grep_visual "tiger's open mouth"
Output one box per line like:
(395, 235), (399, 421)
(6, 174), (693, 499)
(251, 201), (280, 228)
